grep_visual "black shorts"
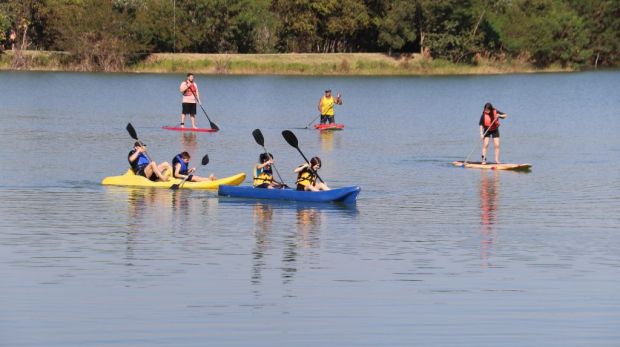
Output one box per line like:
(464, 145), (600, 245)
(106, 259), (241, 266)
(297, 184), (307, 191)
(182, 103), (197, 115)
(255, 183), (270, 189)
(320, 115), (335, 124)
(137, 168), (157, 181)
(484, 128), (500, 138)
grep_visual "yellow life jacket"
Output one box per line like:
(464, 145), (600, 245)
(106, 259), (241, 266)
(295, 167), (317, 187)
(253, 164), (273, 186)
(321, 96), (335, 116)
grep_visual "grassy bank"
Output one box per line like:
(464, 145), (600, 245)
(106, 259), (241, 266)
(0, 51), (574, 75)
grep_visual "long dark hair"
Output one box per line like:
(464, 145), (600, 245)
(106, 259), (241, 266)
(259, 153), (273, 163)
(310, 157), (321, 168)
(483, 102), (494, 114)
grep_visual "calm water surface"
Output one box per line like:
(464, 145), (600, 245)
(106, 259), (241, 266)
(1, 70), (619, 346)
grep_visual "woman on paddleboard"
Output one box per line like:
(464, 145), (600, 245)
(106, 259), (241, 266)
(479, 103), (507, 165)
(254, 153), (284, 189)
(295, 157), (330, 191)
(318, 89), (342, 125)
(172, 152), (216, 182)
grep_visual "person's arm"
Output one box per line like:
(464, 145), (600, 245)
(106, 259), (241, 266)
(128, 148), (143, 163)
(195, 84), (201, 105)
(180, 81), (189, 93)
(318, 98), (323, 113)
(174, 163), (182, 178)
(497, 110), (507, 118)
(336, 93), (342, 105)
(294, 164), (308, 173)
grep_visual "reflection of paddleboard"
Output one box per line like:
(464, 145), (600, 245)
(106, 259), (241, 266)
(163, 126), (218, 132)
(453, 161), (532, 170)
(315, 124), (344, 131)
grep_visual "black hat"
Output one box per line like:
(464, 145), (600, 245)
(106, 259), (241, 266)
(134, 141), (146, 147)
(325, 89), (331, 93)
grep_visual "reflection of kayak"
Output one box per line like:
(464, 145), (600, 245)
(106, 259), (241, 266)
(162, 126), (217, 132)
(453, 161), (532, 170)
(315, 124), (344, 131)
(218, 185), (361, 203)
(102, 169), (245, 189)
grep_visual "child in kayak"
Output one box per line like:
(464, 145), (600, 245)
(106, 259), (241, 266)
(294, 157), (330, 191)
(172, 152), (216, 182)
(254, 153), (285, 189)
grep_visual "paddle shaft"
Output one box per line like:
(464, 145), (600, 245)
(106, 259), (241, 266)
(186, 84), (219, 130)
(463, 113), (500, 165)
(305, 114), (320, 129)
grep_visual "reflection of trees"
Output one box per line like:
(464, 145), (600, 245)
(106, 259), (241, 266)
(479, 170), (499, 267)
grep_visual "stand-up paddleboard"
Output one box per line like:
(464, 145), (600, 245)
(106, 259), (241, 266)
(453, 161), (532, 170)
(315, 124), (344, 131)
(163, 126), (218, 132)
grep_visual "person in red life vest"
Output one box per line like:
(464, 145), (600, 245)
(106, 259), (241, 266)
(172, 152), (216, 182)
(179, 73), (201, 129)
(479, 102), (507, 165)
(128, 142), (172, 181)
(318, 89), (342, 125)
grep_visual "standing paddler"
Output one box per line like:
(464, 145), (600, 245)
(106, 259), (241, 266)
(180, 73), (201, 129)
(318, 89), (342, 125)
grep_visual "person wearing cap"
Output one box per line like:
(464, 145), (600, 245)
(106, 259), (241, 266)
(128, 142), (172, 181)
(179, 73), (201, 129)
(318, 89), (342, 125)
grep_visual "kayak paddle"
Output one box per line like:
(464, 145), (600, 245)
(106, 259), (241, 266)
(281, 130), (324, 183)
(187, 87), (219, 131)
(126, 123), (153, 162)
(252, 129), (286, 186)
(304, 115), (320, 129)
(170, 154), (209, 190)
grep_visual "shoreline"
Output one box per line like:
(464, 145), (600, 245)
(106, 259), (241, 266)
(1, 51), (577, 75)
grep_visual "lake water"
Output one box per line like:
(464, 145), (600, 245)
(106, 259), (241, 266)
(0, 70), (619, 346)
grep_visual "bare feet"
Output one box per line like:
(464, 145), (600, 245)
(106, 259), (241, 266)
(180, 124), (185, 128)
(161, 174), (170, 182)
(192, 126), (199, 129)
(209, 173), (216, 181)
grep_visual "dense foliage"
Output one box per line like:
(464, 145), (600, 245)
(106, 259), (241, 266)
(1, 0), (618, 70)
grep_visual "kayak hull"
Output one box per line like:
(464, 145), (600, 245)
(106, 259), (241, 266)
(163, 126), (217, 132)
(102, 169), (245, 189)
(453, 161), (532, 170)
(315, 124), (344, 131)
(218, 185), (361, 203)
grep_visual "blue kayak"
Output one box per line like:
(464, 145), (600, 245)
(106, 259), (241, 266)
(218, 185), (361, 203)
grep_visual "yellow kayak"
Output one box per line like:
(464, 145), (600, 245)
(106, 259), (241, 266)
(102, 169), (246, 189)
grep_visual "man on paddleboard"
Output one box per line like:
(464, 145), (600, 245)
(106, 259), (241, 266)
(180, 73), (201, 129)
(318, 89), (342, 125)
(128, 142), (172, 181)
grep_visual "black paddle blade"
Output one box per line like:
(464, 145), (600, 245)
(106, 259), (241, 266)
(252, 129), (265, 146)
(210, 121), (220, 131)
(126, 123), (138, 140)
(170, 183), (181, 190)
(282, 130), (298, 148)
(201, 154), (210, 166)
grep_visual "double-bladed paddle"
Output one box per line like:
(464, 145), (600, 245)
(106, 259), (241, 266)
(170, 154), (209, 190)
(281, 130), (324, 183)
(186, 86), (219, 131)
(252, 129), (286, 186)
(126, 123), (153, 162)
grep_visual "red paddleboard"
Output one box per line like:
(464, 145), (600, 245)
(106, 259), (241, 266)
(162, 126), (218, 132)
(315, 124), (344, 131)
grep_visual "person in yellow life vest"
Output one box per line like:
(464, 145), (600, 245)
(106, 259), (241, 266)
(318, 89), (342, 125)
(294, 157), (330, 192)
(254, 153), (284, 189)
(479, 102), (507, 164)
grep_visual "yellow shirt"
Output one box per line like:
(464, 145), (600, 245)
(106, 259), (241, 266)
(321, 96), (335, 116)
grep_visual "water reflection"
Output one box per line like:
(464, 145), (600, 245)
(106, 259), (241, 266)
(479, 170), (499, 267)
(180, 131), (197, 152)
(318, 130), (341, 151)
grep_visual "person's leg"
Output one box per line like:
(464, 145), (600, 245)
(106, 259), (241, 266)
(329, 116), (335, 125)
(189, 174), (216, 182)
(493, 137), (501, 163)
(190, 114), (197, 129)
(481, 137), (490, 164)
(320, 115), (327, 125)
(304, 184), (319, 191)
(181, 113), (186, 127)
(149, 162), (169, 181)
(315, 182), (330, 191)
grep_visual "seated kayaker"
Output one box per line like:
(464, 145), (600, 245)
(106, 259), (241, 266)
(254, 153), (284, 189)
(128, 142), (171, 181)
(172, 152), (216, 182)
(294, 157), (330, 191)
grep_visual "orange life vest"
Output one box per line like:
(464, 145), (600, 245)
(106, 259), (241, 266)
(483, 109), (499, 131)
(183, 82), (197, 96)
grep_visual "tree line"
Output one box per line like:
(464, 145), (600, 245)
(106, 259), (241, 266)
(1, 0), (618, 71)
